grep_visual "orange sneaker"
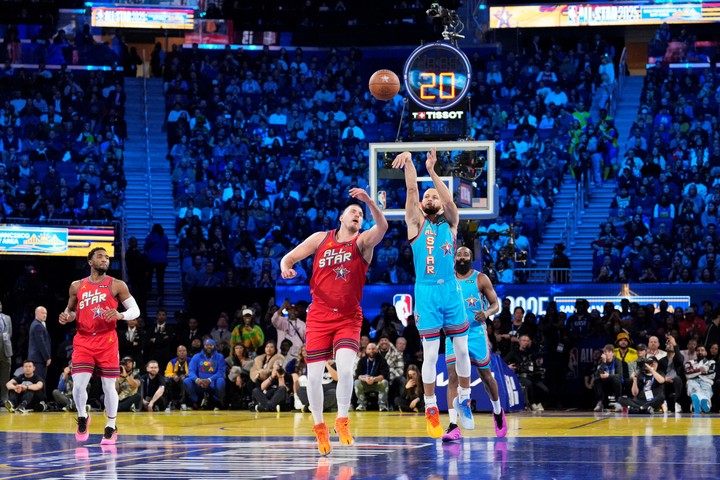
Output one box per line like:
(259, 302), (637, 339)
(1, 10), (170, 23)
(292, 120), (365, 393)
(425, 406), (443, 438)
(313, 422), (332, 456)
(334, 416), (354, 446)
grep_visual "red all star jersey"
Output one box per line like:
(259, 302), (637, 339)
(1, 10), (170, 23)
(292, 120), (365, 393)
(309, 230), (369, 313)
(76, 276), (119, 334)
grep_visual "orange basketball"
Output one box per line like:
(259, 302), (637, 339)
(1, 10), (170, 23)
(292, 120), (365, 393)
(369, 69), (400, 101)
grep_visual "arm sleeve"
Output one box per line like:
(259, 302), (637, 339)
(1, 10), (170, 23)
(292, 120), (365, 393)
(121, 296), (140, 321)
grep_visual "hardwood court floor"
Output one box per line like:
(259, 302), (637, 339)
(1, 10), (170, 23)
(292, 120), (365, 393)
(0, 410), (718, 479)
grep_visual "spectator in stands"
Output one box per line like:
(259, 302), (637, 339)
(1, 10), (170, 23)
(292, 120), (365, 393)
(141, 361), (167, 412)
(226, 343), (253, 410)
(165, 345), (190, 410)
(271, 300), (306, 358)
(144, 224), (169, 302)
(250, 341), (285, 386)
(354, 342), (390, 412)
(685, 345), (715, 414)
(592, 345), (623, 412)
(231, 308), (264, 353)
(184, 339), (226, 410)
(117, 356), (141, 412)
(4, 360), (45, 414)
(210, 314), (232, 346)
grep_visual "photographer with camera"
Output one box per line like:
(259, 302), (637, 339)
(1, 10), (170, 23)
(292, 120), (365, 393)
(592, 344), (623, 412)
(504, 334), (548, 412)
(617, 356), (665, 414)
(251, 360), (291, 412)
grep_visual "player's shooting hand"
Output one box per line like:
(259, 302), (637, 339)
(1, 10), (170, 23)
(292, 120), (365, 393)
(349, 187), (370, 204)
(425, 147), (437, 173)
(391, 152), (412, 169)
(281, 268), (297, 279)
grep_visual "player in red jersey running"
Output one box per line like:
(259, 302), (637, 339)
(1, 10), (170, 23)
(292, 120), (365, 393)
(59, 247), (140, 445)
(281, 187), (387, 455)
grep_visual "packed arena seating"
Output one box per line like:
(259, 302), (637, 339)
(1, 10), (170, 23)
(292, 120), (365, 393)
(165, 39), (616, 290)
(596, 29), (720, 283)
(0, 60), (127, 224)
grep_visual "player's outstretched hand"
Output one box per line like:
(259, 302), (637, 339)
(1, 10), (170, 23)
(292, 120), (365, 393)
(426, 147), (437, 173)
(349, 187), (370, 204)
(281, 268), (297, 280)
(392, 151), (412, 169)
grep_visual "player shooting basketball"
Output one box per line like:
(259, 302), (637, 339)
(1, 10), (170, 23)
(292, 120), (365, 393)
(280, 187), (387, 456)
(391, 148), (475, 439)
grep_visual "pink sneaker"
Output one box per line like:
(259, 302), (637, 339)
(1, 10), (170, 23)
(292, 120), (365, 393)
(441, 425), (463, 442)
(100, 426), (118, 445)
(493, 409), (507, 438)
(75, 414), (90, 442)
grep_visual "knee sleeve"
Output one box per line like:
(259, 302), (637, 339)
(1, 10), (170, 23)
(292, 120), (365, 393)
(421, 339), (440, 384)
(452, 335), (471, 378)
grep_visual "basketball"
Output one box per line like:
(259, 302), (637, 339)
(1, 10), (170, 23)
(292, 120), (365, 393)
(368, 69), (400, 101)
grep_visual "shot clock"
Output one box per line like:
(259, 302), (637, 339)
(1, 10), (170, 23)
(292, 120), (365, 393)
(403, 41), (471, 111)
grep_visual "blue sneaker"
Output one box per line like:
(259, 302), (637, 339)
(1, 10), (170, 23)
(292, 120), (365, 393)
(691, 394), (701, 415)
(453, 396), (475, 430)
(700, 398), (711, 413)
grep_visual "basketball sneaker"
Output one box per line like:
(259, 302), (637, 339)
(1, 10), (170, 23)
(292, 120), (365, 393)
(75, 414), (90, 442)
(313, 422), (332, 456)
(453, 397), (475, 430)
(441, 423), (462, 442)
(101, 426), (118, 445)
(691, 394), (701, 415)
(425, 406), (443, 438)
(334, 417), (354, 446)
(493, 409), (508, 438)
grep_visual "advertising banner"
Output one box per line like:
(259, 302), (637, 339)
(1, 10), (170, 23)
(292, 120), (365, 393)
(489, 3), (720, 29)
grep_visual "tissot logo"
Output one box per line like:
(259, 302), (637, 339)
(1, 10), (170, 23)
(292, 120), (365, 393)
(412, 110), (465, 120)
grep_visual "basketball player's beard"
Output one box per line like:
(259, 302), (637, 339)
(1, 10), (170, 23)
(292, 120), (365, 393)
(422, 205), (440, 216)
(455, 260), (471, 275)
(94, 266), (108, 275)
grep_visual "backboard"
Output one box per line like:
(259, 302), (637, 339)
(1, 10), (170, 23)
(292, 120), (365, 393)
(368, 141), (497, 221)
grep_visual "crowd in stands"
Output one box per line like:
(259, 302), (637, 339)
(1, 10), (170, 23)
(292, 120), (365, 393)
(593, 25), (720, 283)
(161, 34), (617, 289)
(0, 62), (127, 225)
(26, 294), (714, 414)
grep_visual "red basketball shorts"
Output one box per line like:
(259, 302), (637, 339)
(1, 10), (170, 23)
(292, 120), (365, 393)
(305, 305), (362, 363)
(71, 330), (121, 378)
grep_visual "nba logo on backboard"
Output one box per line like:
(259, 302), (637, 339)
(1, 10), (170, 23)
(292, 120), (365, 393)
(393, 294), (413, 326)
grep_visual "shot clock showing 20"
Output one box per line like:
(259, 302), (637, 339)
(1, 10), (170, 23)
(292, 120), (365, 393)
(403, 42), (471, 111)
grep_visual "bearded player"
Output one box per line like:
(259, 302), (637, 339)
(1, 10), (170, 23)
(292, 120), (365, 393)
(281, 187), (387, 455)
(443, 246), (507, 441)
(59, 247), (140, 445)
(392, 148), (474, 438)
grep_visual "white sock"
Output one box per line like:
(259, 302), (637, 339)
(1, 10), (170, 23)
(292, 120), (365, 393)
(448, 408), (458, 424)
(458, 387), (471, 403)
(424, 395), (437, 410)
(72, 373), (91, 418)
(335, 348), (356, 418)
(306, 361), (326, 425)
(101, 377), (119, 428)
(491, 399), (502, 415)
